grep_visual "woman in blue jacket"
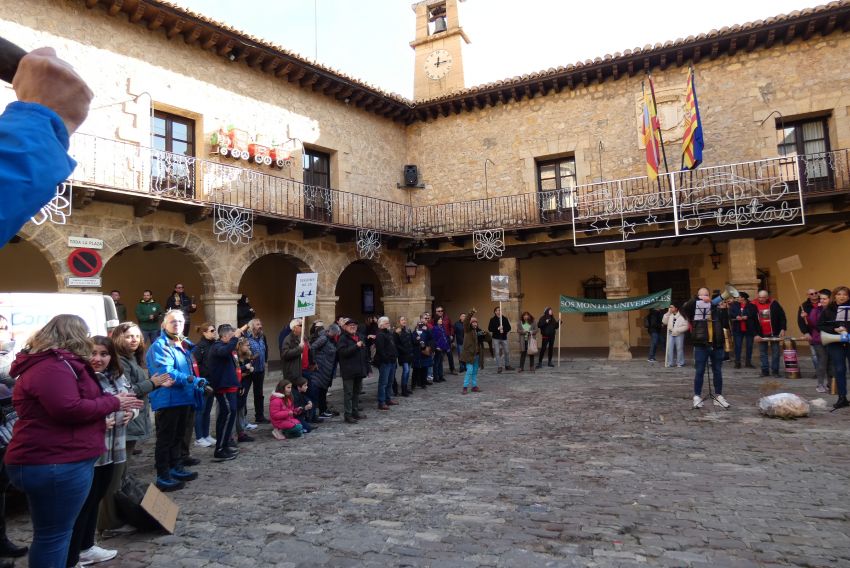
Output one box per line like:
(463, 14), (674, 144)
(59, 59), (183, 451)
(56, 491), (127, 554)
(145, 310), (202, 491)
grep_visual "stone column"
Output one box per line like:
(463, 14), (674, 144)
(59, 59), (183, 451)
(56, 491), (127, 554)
(498, 257), (523, 357)
(381, 296), (410, 323)
(201, 293), (241, 327)
(726, 238), (760, 298)
(315, 295), (339, 327)
(604, 249), (632, 360)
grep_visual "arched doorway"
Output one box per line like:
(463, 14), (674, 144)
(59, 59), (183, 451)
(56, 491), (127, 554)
(0, 237), (59, 292)
(335, 261), (384, 322)
(101, 242), (205, 340)
(238, 254), (303, 362)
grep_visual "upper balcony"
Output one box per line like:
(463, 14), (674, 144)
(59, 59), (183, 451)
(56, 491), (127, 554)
(64, 133), (850, 247)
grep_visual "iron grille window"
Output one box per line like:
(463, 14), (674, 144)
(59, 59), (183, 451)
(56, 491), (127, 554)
(537, 157), (576, 222)
(303, 147), (332, 222)
(151, 111), (195, 197)
(777, 117), (832, 191)
(582, 275), (606, 319)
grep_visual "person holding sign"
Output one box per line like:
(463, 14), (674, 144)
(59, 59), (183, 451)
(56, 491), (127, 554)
(488, 307), (514, 373)
(682, 288), (731, 409)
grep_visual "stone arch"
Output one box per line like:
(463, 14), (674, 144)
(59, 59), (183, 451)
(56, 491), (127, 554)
(232, 239), (323, 291)
(335, 251), (403, 298)
(15, 223), (72, 291)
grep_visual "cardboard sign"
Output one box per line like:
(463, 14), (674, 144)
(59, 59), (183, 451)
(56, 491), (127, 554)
(141, 484), (179, 534)
(490, 275), (510, 302)
(294, 272), (318, 317)
(777, 255), (803, 274)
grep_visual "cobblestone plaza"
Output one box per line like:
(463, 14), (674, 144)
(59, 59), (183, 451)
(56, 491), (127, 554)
(8, 359), (847, 567)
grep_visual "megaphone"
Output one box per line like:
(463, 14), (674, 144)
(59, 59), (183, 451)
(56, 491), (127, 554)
(821, 331), (850, 345)
(720, 284), (740, 301)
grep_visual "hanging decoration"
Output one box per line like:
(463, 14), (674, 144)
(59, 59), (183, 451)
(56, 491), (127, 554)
(30, 182), (72, 226)
(213, 203), (254, 245)
(210, 126), (294, 169)
(356, 229), (382, 260)
(473, 228), (505, 260)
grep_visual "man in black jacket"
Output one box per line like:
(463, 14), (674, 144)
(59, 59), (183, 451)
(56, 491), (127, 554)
(338, 319), (369, 424)
(375, 317), (398, 411)
(682, 288), (731, 410)
(488, 307), (514, 373)
(754, 290), (787, 378)
(536, 308), (560, 368)
(394, 316), (415, 396)
(207, 324), (244, 461)
(729, 292), (758, 369)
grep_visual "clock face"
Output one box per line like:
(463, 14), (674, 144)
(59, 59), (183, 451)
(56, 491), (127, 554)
(424, 49), (453, 80)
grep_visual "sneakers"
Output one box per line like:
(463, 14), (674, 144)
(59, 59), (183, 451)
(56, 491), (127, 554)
(816, 385), (828, 393)
(79, 544), (117, 565)
(245, 422), (259, 431)
(692, 395), (704, 409)
(713, 394), (731, 409)
(462, 387), (468, 394)
(213, 448), (237, 461)
(169, 467), (198, 481)
(471, 386), (480, 393)
(505, 366), (515, 371)
(237, 433), (255, 443)
(204, 436), (216, 445)
(194, 438), (211, 448)
(321, 411), (334, 418)
(155, 476), (185, 492)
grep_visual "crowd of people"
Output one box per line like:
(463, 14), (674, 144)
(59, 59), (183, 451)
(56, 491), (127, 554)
(645, 285), (850, 410)
(0, 291), (567, 567)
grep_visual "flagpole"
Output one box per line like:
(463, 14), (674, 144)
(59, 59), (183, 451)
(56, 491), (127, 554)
(648, 73), (670, 175)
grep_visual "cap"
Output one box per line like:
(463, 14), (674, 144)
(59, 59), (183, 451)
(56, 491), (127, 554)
(343, 318), (358, 326)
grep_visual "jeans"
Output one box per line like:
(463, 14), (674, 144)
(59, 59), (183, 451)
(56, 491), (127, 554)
(694, 344), (724, 396)
(463, 355), (480, 388)
(433, 350), (445, 380)
(143, 329), (159, 346)
(214, 392), (238, 453)
(68, 462), (114, 567)
(759, 339), (781, 374)
(827, 343), (850, 396)
(446, 343), (456, 372)
(378, 363), (395, 405)
(733, 332), (755, 364)
(154, 405), (190, 477)
(194, 391), (214, 440)
(399, 361), (411, 390)
(456, 344), (466, 371)
(648, 331), (660, 360)
(6, 457), (97, 568)
(537, 336), (555, 366)
(666, 334), (685, 366)
(493, 339), (510, 368)
(343, 377), (363, 417)
(813, 343), (828, 388)
(240, 370), (266, 421)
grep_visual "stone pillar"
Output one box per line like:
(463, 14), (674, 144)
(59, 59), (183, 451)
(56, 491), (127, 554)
(201, 293), (241, 327)
(381, 296), (410, 323)
(726, 238), (760, 298)
(399, 264), (433, 323)
(604, 249), (632, 360)
(315, 295), (339, 327)
(498, 257), (522, 357)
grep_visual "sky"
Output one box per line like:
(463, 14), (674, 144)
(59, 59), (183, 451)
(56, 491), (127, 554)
(171, 0), (827, 98)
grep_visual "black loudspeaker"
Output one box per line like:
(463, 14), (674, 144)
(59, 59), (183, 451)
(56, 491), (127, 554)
(403, 164), (419, 187)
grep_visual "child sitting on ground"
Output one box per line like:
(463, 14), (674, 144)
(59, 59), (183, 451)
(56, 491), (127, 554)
(292, 377), (315, 433)
(269, 379), (303, 440)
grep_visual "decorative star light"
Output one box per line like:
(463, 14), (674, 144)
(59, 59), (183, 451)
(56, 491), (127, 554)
(30, 182), (72, 226)
(644, 213), (658, 225)
(620, 220), (637, 238)
(356, 229), (382, 260)
(473, 228), (505, 260)
(213, 204), (253, 245)
(589, 217), (610, 234)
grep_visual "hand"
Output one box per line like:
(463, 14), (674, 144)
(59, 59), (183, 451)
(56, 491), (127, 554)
(13, 47), (93, 134)
(149, 314), (155, 320)
(191, 304), (197, 310)
(498, 327), (503, 333)
(234, 327), (243, 338)
(121, 411), (133, 426)
(151, 372), (171, 387)
(116, 392), (143, 411)
(803, 333), (812, 341)
(161, 377), (175, 388)
(779, 330), (786, 339)
(837, 326), (848, 334)
(356, 341), (364, 347)
(105, 415), (116, 429)
(305, 401), (313, 410)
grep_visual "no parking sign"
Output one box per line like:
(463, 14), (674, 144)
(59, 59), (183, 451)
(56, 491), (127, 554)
(67, 248), (103, 277)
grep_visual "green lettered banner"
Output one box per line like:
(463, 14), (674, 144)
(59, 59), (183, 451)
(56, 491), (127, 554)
(559, 288), (672, 314)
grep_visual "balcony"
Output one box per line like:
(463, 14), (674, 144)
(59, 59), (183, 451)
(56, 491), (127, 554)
(64, 134), (850, 245)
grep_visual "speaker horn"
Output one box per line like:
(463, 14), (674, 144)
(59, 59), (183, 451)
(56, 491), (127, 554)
(821, 331), (850, 345)
(720, 284), (740, 301)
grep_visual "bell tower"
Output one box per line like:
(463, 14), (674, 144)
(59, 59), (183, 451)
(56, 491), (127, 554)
(410, 0), (470, 101)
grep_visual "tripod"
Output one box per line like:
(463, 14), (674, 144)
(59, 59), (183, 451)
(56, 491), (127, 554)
(695, 344), (729, 410)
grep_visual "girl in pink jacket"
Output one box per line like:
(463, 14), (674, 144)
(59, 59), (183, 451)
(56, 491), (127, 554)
(269, 380), (303, 440)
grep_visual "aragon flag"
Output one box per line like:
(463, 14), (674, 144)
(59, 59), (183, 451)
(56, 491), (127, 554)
(681, 67), (704, 169)
(642, 82), (662, 182)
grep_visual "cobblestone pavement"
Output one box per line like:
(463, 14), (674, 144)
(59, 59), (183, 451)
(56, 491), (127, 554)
(7, 357), (850, 567)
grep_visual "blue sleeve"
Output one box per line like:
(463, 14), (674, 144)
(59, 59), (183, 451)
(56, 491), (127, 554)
(0, 102), (76, 246)
(147, 342), (192, 386)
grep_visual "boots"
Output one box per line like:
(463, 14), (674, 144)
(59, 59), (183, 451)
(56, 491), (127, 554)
(834, 396), (849, 410)
(401, 385), (410, 397)
(392, 379), (399, 396)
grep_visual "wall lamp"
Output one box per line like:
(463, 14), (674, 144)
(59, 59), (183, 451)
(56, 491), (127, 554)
(709, 240), (723, 270)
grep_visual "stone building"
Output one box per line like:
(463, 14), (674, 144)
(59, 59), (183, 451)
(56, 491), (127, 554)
(1, 0), (849, 360)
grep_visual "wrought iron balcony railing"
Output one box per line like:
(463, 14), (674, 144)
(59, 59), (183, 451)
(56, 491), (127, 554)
(66, 133), (849, 241)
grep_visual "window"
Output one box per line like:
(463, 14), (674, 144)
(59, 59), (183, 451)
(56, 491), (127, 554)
(302, 147), (332, 222)
(647, 269), (690, 307)
(582, 275), (606, 319)
(151, 111), (195, 197)
(777, 117), (832, 191)
(537, 157), (576, 222)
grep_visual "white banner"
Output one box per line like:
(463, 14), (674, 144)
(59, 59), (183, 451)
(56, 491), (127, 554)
(293, 273), (318, 318)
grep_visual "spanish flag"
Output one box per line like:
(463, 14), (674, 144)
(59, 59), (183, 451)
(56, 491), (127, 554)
(681, 67), (704, 170)
(642, 81), (662, 182)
